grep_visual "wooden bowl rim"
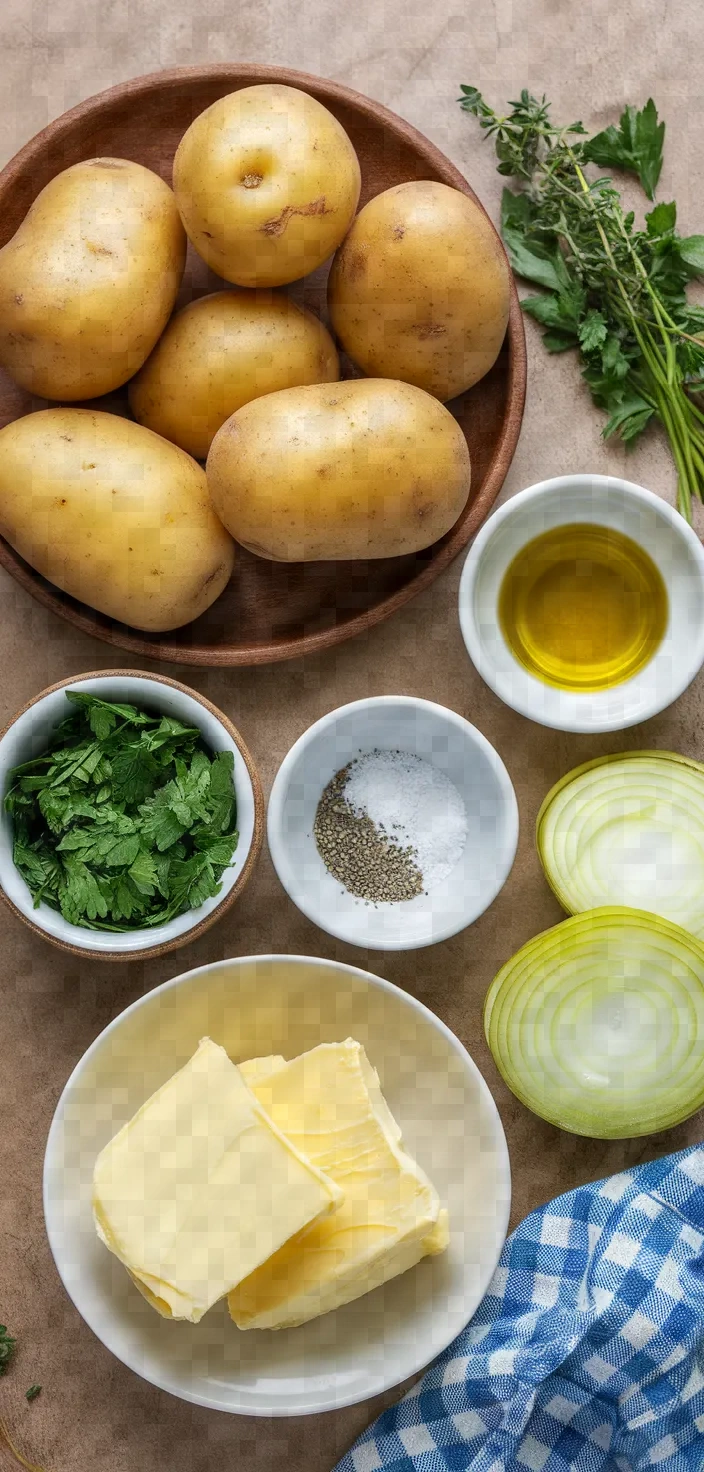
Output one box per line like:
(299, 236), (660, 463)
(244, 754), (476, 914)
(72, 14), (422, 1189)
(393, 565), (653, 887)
(0, 668), (265, 961)
(0, 63), (527, 667)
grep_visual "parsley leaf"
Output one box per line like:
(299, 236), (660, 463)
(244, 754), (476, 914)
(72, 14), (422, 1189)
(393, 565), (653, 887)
(584, 98), (664, 199)
(139, 786), (188, 852)
(0, 1325), (16, 1375)
(203, 751), (236, 833)
(109, 875), (146, 922)
(646, 201), (677, 236)
(65, 692), (151, 728)
(522, 287), (584, 338)
(128, 850), (158, 895)
(5, 694), (239, 932)
(502, 232), (566, 290)
(59, 857), (109, 925)
(166, 852), (222, 914)
(601, 393), (656, 441)
(678, 235), (704, 275)
(578, 310), (609, 353)
(110, 744), (159, 805)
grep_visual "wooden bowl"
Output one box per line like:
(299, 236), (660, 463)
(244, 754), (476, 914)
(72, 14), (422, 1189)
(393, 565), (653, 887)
(0, 64), (526, 667)
(0, 670), (264, 961)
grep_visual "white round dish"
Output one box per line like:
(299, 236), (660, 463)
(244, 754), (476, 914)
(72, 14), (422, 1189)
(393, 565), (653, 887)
(267, 696), (519, 950)
(43, 952), (512, 1416)
(458, 474), (704, 733)
(0, 671), (263, 959)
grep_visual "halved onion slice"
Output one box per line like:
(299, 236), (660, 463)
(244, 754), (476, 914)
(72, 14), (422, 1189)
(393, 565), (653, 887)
(537, 751), (704, 938)
(484, 907), (704, 1138)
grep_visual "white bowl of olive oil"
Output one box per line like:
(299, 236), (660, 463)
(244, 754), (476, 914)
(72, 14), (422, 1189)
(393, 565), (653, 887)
(458, 474), (704, 733)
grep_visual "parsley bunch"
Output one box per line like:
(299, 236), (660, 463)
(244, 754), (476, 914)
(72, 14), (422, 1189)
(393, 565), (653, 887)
(5, 693), (239, 931)
(459, 88), (704, 519)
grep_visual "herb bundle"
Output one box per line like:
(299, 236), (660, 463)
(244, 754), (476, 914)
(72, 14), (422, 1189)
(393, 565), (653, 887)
(459, 87), (704, 519)
(5, 693), (238, 931)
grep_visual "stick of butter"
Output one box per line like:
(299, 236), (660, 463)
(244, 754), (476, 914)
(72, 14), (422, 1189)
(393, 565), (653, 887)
(92, 1037), (343, 1323)
(229, 1038), (448, 1330)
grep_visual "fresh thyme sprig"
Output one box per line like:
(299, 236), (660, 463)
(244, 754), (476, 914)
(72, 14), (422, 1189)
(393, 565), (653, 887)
(459, 87), (704, 520)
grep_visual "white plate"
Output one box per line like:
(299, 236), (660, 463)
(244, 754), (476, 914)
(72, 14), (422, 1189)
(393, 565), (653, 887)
(43, 954), (511, 1416)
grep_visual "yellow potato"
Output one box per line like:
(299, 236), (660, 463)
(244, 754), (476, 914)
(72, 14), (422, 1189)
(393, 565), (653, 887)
(128, 289), (339, 459)
(0, 410), (234, 631)
(173, 85), (361, 287)
(328, 181), (511, 401)
(206, 379), (471, 561)
(0, 158), (186, 401)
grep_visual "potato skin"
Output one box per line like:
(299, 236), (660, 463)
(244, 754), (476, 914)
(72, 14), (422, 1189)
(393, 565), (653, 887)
(328, 181), (510, 401)
(206, 379), (471, 562)
(0, 159), (186, 401)
(173, 85), (361, 288)
(128, 289), (340, 459)
(0, 410), (234, 631)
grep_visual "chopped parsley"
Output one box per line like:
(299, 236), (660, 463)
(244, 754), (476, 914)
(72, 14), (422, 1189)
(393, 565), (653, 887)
(5, 692), (239, 931)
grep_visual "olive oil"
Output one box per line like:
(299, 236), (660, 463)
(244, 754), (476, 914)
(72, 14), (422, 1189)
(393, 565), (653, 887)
(498, 523), (668, 691)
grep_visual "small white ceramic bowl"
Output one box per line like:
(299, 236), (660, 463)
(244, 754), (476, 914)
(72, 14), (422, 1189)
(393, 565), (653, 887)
(43, 953), (511, 1416)
(458, 474), (704, 733)
(0, 671), (263, 961)
(267, 696), (518, 950)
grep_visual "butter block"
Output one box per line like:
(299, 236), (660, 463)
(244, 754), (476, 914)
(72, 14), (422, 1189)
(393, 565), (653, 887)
(92, 1037), (342, 1323)
(235, 1054), (287, 1085)
(229, 1039), (448, 1330)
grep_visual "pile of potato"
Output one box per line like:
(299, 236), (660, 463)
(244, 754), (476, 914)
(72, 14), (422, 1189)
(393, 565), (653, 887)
(0, 84), (510, 632)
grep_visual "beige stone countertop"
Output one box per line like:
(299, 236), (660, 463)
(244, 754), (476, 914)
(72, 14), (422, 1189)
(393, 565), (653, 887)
(1, 1), (703, 1467)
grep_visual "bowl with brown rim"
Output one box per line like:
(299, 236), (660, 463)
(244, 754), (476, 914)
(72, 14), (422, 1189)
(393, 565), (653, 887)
(0, 64), (526, 667)
(0, 671), (264, 960)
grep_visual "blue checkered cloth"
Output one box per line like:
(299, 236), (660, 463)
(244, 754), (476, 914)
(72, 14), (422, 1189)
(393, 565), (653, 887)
(335, 1145), (704, 1472)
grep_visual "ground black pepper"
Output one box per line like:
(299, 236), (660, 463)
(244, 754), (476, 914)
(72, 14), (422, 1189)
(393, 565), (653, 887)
(313, 764), (424, 904)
